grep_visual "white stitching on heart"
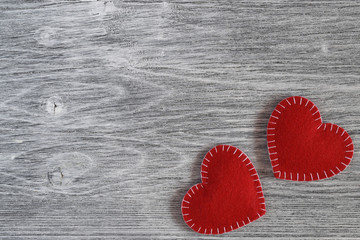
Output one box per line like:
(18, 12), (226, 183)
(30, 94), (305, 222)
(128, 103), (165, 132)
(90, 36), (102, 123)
(181, 145), (266, 235)
(267, 96), (354, 181)
(312, 109), (319, 115)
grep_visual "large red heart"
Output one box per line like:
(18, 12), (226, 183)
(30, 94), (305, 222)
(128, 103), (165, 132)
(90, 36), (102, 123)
(181, 145), (266, 234)
(267, 96), (354, 181)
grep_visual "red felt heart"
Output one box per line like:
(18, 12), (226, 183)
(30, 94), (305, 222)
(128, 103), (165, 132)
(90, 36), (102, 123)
(267, 96), (354, 181)
(181, 145), (266, 235)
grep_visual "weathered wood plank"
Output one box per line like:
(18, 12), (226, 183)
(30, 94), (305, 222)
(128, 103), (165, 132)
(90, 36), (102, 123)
(0, 0), (359, 239)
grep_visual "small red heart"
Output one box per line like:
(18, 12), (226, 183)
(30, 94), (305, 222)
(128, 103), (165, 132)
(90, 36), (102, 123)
(267, 96), (354, 181)
(181, 145), (266, 234)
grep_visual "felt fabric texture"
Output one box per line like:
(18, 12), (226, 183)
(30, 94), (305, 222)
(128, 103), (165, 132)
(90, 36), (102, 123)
(181, 145), (266, 235)
(267, 96), (354, 181)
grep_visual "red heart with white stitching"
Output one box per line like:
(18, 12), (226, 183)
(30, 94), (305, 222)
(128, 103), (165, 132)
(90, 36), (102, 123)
(181, 145), (266, 234)
(267, 96), (354, 181)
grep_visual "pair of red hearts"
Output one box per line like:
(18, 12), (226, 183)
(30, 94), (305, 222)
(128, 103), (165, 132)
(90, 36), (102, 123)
(181, 96), (353, 235)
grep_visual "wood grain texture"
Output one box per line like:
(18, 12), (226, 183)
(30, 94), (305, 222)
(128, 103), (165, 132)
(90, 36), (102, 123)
(0, 0), (359, 239)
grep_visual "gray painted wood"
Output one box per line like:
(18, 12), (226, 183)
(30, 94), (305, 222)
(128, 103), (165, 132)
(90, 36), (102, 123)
(0, 0), (359, 239)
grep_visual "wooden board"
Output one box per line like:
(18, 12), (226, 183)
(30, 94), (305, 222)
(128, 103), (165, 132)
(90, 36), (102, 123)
(0, 0), (359, 239)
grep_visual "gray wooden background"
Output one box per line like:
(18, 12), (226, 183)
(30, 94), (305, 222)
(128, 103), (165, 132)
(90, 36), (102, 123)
(1, 0), (359, 239)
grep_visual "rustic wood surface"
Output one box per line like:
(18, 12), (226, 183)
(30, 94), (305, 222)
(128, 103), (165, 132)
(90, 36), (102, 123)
(0, 0), (359, 239)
